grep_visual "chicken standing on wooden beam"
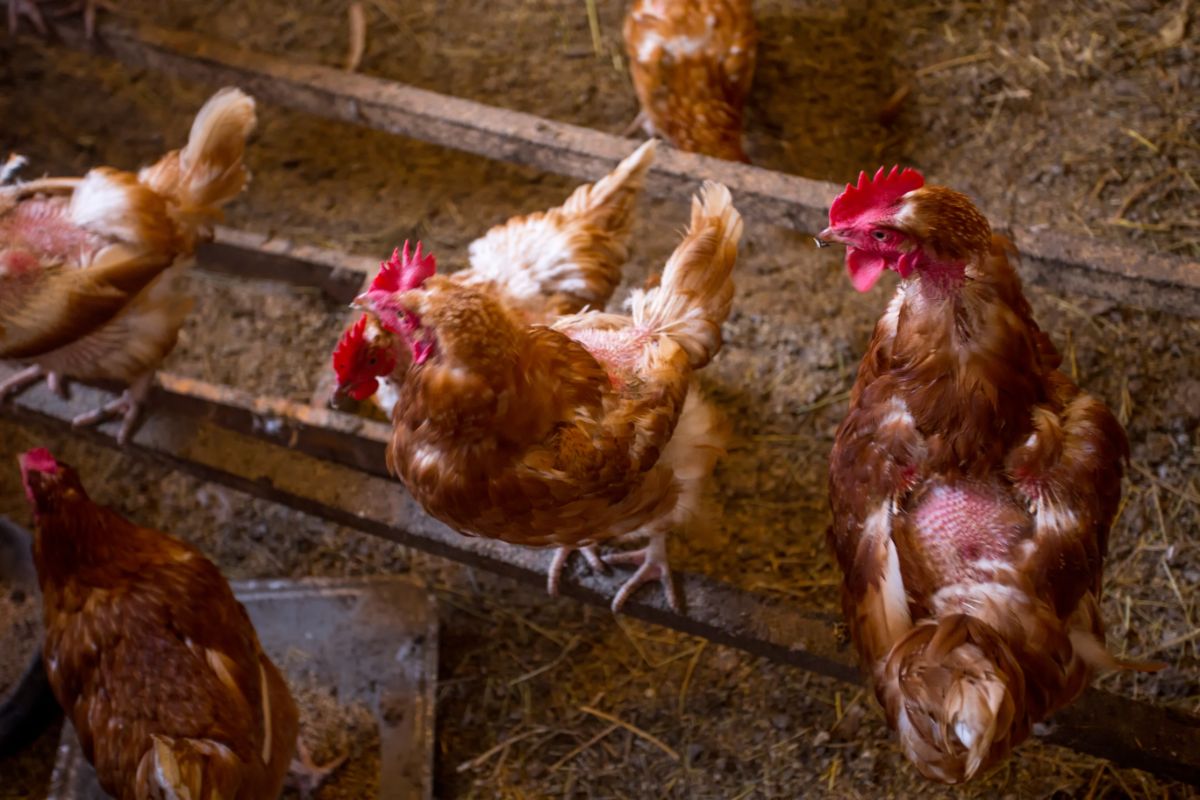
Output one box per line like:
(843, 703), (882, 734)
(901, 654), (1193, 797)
(0, 87), (257, 444)
(348, 182), (740, 612)
(817, 167), (1162, 783)
(623, 0), (757, 162)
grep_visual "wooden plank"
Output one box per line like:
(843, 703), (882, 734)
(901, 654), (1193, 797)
(53, 19), (1200, 317)
(1, 365), (1198, 784)
(200, 226), (376, 304)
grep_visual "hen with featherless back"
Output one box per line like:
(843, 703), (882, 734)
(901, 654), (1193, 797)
(356, 182), (741, 611)
(817, 167), (1155, 783)
(0, 87), (257, 443)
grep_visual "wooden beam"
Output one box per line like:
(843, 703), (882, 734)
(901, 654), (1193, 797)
(200, 226), (375, 304)
(52, 19), (1200, 317)
(2, 365), (1198, 785)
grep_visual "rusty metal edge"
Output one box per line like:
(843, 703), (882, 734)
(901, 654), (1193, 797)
(1, 371), (1198, 785)
(44, 19), (1200, 317)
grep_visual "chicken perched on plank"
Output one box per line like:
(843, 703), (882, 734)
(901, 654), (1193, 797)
(0, 87), (257, 443)
(332, 139), (657, 414)
(623, 0), (757, 162)
(817, 167), (1155, 783)
(18, 447), (299, 800)
(354, 182), (740, 611)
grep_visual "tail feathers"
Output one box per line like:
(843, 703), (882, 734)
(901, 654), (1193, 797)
(880, 615), (1025, 784)
(1068, 629), (1167, 674)
(136, 734), (243, 800)
(139, 87), (257, 239)
(629, 181), (741, 368)
(465, 140), (656, 314)
(559, 139), (657, 233)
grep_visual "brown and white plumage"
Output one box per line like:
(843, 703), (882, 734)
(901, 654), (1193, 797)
(462, 138), (658, 316)
(0, 87), (256, 442)
(623, 0), (757, 161)
(818, 169), (1149, 783)
(333, 140), (658, 417)
(19, 448), (298, 800)
(363, 182), (740, 610)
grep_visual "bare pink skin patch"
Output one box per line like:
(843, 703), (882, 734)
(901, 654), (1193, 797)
(910, 482), (1028, 584)
(0, 198), (100, 264)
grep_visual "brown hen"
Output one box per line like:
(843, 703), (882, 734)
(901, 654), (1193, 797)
(817, 167), (1154, 783)
(0, 87), (256, 443)
(19, 447), (298, 800)
(332, 139), (658, 417)
(623, 0), (757, 161)
(357, 182), (741, 611)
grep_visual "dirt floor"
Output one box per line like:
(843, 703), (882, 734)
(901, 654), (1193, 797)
(1, 0), (1198, 797)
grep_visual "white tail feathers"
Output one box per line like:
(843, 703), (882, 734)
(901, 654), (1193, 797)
(465, 139), (657, 313)
(139, 87), (257, 237)
(629, 181), (741, 368)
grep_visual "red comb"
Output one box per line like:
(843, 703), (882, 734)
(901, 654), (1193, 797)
(829, 166), (925, 226)
(18, 447), (59, 475)
(369, 241), (437, 294)
(332, 315), (369, 380)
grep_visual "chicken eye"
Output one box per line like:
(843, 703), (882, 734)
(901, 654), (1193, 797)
(872, 230), (888, 241)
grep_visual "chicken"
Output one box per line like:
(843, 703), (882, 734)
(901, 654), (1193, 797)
(18, 447), (299, 800)
(623, 0), (757, 162)
(0, 87), (257, 443)
(816, 167), (1157, 783)
(353, 181), (740, 611)
(332, 139), (658, 415)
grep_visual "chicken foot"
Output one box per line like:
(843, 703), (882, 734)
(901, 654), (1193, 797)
(286, 738), (349, 799)
(546, 544), (608, 598)
(6, 0), (105, 39)
(603, 529), (678, 613)
(6, 0), (47, 36)
(621, 109), (652, 138)
(0, 364), (66, 402)
(71, 372), (151, 445)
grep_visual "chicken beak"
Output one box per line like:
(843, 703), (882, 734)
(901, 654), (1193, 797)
(329, 383), (359, 411)
(814, 226), (846, 248)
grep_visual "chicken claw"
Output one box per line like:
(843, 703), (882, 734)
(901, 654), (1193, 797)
(546, 544), (607, 597)
(6, 0), (105, 39)
(603, 531), (678, 613)
(287, 738), (348, 799)
(71, 373), (151, 445)
(0, 364), (64, 401)
(6, 0), (48, 36)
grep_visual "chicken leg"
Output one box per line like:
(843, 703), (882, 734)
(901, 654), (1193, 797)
(286, 738), (348, 799)
(603, 529), (677, 613)
(546, 544), (608, 597)
(6, 0), (104, 39)
(71, 372), (152, 445)
(0, 364), (65, 402)
(6, 0), (46, 36)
